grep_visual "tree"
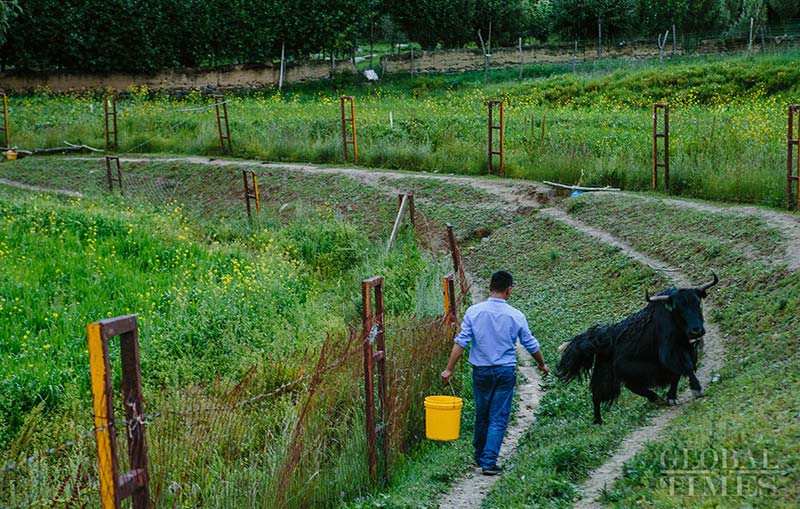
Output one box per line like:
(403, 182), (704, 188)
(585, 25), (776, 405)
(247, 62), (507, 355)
(472, 0), (530, 48)
(551, 0), (638, 41)
(637, 0), (732, 35)
(767, 0), (800, 20)
(529, 0), (556, 41)
(0, 0), (20, 46)
(387, 0), (476, 49)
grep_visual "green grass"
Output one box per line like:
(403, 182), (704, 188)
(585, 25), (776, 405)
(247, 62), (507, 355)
(359, 193), (798, 508)
(2, 153), (798, 507)
(355, 213), (673, 508)
(4, 50), (800, 207)
(0, 159), (455, 507)
(560, 193), (800, 508)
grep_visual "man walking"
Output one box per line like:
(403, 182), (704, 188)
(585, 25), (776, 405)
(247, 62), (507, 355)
(440, 270), (549, 476)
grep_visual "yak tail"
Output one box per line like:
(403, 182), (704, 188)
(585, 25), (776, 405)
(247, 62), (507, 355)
(555, 326), (613, 384)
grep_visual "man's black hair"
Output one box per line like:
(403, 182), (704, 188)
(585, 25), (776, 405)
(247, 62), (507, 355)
(489, 270), (513, 292)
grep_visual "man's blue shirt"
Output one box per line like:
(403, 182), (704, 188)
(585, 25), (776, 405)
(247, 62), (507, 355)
(454, 297), (540, 366)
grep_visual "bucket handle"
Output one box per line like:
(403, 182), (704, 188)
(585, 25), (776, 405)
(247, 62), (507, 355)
(447, 380), (461, 408)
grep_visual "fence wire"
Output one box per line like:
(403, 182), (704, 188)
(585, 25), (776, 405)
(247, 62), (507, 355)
(1, 311), (456, 508)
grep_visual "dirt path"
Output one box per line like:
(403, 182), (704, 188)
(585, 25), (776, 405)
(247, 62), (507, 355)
(539, 208), (725, 509)
(0, 177), (84, 197)
(101, 156), (557, 211)
(438, 283), (544, 509)
(76, 156), (800, 271)
(437, 208), (725, 509)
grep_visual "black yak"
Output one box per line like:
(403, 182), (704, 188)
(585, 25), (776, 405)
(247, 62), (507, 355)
(556, 273), (718, 424)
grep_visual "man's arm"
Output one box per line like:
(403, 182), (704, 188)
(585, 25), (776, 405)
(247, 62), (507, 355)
(519, 315), (549, 376)
(440, 343), (465, 383)
(442, 312), (473, 383)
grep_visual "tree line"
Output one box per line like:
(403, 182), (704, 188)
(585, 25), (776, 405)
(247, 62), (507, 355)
(0, 0), (797, 74)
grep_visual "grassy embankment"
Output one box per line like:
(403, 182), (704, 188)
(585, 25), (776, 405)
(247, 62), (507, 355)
(479, 195), (799, 508)
(352, 193), (797, 508)
(0, 156), (462, 507)
(556, 194), (799, 508)
(6, 51), (800, 207)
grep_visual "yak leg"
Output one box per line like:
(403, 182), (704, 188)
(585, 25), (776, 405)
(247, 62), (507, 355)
(688, 372), (704, 399)
(678, 349), (704, 399)
(666, 379), (680, 406)
(590, 358), (618, 425)
(592, 399), (603, 425)
(623, 382), (662, 404)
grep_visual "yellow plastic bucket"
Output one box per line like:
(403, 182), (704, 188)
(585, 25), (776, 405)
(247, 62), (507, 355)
(424, 395), (463, 441)
(4, 150), (17, 161)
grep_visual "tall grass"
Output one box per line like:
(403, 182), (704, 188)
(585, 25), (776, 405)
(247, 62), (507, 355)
(6, 51), (800, 206)
(0, 178), (453, 507)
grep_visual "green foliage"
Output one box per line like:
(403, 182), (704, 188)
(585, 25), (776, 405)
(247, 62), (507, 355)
(280, 208), (370, 278)
(0, 0), (20, 45)
(637, 0), (732, 35)
(529, 0), (556, 41)
(386, 0), (477, 49)
(768, 0), (800, 19)
(0, 0), (377, 72)
(551, 0), (639, 41)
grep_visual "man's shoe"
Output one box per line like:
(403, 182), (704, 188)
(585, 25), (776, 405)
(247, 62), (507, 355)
(481, 465), (503, 476)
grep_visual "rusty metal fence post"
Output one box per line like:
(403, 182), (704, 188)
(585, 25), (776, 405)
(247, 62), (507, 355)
(446, 224), (469, 305)
(340, 96), (358, 162)
(105, 156), (123, 193)
(87, 315), (150, 509)
(214, 95), (232, 154)
(652, 104), (670, 191)
(361, 276), (387, 483)
(104, 94), (118, 151)
(488, 100), (505, 176)
(0, 92), (9, 148)
(788, 105), (800, 210)
(442, 273), (457, 324)
(242, 169), (261, 219)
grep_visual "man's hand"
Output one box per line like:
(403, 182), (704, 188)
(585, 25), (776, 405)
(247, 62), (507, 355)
(537, 363), (550, 377)
(441, 344), (465, 384)
(532, 350), (549, 377)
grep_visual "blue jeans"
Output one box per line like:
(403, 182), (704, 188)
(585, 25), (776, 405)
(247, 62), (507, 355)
(472, 365), (516, 469)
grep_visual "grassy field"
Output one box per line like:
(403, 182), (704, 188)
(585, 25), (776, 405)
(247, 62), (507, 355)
(5, 51), (800, 207)
(0, 157), (460, 507)
(1, 155), (798, 507)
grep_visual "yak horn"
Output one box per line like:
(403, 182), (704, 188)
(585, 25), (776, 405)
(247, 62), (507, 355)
(646, 289), (670, 302)
(696, 271), (719, 291)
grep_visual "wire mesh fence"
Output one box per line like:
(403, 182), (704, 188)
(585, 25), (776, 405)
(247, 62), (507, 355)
(1, 313), (458, 508)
